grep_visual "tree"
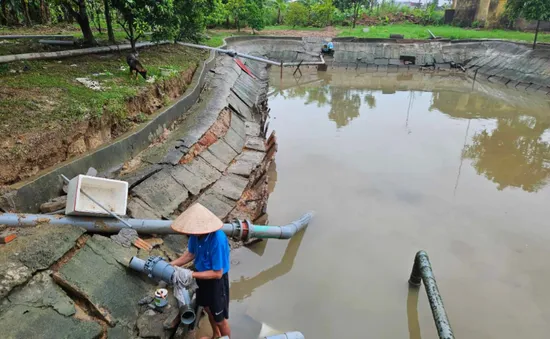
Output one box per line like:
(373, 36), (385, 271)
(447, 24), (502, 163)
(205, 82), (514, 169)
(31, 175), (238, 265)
(226, 0), (246, 31)
(350, 0), (366, 28)
(58, 0), (96, 45)
(173, 0), (215, 42)
(270, 0), (287, 24)
(311, 0), (333, 27)
(506, 0), (550, 49)
(21, 0), (32, 26)
(103, 0), (115, 43)
(246, 0), (265, 33)
(112, 0), (174, 50)
(285, 1), (308, 26)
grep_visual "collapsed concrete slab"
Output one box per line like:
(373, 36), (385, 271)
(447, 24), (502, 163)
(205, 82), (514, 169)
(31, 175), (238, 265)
(54, 235), (151, 328)
(0, 225), (85, 299)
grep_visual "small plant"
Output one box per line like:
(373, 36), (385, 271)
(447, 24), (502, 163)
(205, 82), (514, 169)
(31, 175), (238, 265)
(135, 112), (149, 123)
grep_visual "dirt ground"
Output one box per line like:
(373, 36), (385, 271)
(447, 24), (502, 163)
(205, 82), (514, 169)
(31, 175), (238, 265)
(212, 26), (340, 38)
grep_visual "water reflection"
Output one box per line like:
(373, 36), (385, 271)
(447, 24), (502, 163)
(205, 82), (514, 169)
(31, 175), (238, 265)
(464, 117), (550, 192)
(407, 287), (422, 339)
(231, 227), (307, 301)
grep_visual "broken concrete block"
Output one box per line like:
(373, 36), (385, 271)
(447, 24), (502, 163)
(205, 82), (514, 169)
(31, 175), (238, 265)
(207, 139), (238, 166)
(223, 127), (245, 153)
(6, 270), (75, 316)
(212, 174), (249, 201)
(199, 150), (227, 172)
(230, 112), (247, 138)
(55, 235), (150, 328)
(126, 197), (161, 220)
(0, 261), (32, 299)
(244, 137), (266, 152)
(132, 170), (189, 217)
(228, 160), (256, 178)
(0, 306), (102, 339)
(197, 192), (235, 219)
(171, 157), (222, 195)
(137, 305), (179, 339)
(245, 122), (261, 137)
(374, 58), (389, 65)
(119, 165), (163, 190)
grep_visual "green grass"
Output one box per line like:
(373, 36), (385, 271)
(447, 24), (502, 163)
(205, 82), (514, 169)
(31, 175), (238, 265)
(204, 30), (252, 47)
(0, 44), (207, 137)
(337, 23), (550, 43)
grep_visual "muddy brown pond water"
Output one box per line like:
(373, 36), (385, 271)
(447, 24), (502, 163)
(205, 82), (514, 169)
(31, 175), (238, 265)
(201, 69), (550, 338)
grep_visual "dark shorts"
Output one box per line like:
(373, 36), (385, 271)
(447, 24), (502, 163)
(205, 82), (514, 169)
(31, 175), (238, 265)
(196, 272), (229, 322)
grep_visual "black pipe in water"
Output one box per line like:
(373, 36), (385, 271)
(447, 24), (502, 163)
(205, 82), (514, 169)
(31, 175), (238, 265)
(408, 250), (454, 339)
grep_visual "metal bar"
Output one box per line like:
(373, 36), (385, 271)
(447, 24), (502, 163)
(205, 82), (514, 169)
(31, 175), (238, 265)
(0, 212), (313, 240)
(293, 60), (303, 76)
(408, 251), (454, 339)
(178, 42), (281, 66)
(61, 175), (132, 228)
(428, 29), (437, 39)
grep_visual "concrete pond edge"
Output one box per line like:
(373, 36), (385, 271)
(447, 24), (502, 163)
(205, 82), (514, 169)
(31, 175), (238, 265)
(3, 35), (550, 212)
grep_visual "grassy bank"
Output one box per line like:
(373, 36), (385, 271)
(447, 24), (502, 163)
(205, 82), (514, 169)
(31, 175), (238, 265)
(0, 44), (205, 137)
(338, 23), (550, 43)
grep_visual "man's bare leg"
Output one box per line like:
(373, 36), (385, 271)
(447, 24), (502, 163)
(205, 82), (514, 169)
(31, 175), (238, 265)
(217, 319), (231, 338)
(204, 307), (221, 338)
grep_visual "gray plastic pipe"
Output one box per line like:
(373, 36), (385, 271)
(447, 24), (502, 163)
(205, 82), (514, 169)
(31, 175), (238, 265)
(0, 212), (313, 240)
(129, 256), (196, 325)
(219, 333), (304, 339)
(178, 42), (281, 66)
(178, 42), (325, 67)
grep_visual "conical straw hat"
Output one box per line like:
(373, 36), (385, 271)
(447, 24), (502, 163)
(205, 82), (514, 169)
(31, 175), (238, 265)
(171, 203), (223, 235)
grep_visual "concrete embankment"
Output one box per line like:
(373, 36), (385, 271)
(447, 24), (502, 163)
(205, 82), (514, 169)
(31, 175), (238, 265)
(3, 36), (549, 213)
(228, 36), (550, 95)
(0, 42), (275, 338)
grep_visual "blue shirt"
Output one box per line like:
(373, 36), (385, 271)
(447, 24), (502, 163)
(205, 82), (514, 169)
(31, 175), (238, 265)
(188, 230), (230, 274)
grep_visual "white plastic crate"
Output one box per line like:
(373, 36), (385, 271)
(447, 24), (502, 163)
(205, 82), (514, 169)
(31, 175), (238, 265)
(65, 175), (128, 216)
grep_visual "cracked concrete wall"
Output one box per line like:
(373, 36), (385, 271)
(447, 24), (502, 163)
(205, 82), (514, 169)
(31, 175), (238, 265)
(226, 37), (550, 95)
(124, 53), (273, 223)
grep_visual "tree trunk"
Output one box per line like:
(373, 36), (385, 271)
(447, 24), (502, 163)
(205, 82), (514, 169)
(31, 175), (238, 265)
(39, 0), (49, 24)
(1, 0), (7, 25)
(21, 0), (32, 26)
(67, 0), (96, 46)
(236, 16), (240, 32)
(277, 8), (281, 25)
(225, 16), (230, 28)
(533, 20), (540, 50)
(129, 19), (136, 51)
(104, 0), (115, 43)
(352, 3), (359, 28)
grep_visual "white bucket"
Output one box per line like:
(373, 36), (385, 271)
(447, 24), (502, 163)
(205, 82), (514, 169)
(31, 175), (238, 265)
(65, 175), (128, 216)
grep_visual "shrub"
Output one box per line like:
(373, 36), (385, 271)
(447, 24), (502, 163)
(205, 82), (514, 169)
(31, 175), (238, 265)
(285, 2), (309, 27)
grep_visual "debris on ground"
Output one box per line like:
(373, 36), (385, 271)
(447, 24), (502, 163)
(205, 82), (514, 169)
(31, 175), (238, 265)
(0, 230), (17, 244)
(75, 77), (102, 91)
(110, 227), (138, 247)
(40, 195), (67, 213)
(134, 238), (154, 251)
(144, 237), (164, 248)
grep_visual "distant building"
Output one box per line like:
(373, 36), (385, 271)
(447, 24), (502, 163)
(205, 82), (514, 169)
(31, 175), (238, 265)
(453, 0), (550, 30)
